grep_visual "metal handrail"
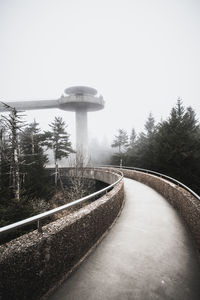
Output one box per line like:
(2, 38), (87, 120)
(0, 168), (123, 235)
(102, 165), (200, 201)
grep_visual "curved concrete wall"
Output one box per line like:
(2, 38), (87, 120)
(0, 169), (124, 300)
(122, 168), (200, 256)
(58, 167), (121, 185)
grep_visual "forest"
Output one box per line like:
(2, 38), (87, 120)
(0, 104), (80, 236)
(0, 99), (200, 238)
(111, 99), (200, 195)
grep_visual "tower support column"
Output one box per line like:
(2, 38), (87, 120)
(75, 108), (88, 165)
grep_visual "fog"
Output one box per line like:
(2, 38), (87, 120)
(0, 0), (200, 159)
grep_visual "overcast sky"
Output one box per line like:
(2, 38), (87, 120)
(0, 0), (200, 146)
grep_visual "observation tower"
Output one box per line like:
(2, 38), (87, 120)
(0, 86), (105, 163)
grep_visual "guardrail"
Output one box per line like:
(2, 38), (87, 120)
(102, 165), (200, 201)
(0, 168), (123, 236)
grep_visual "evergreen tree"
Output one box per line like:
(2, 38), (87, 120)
(129, 128), (136, 147)
(154, 99), (200, 193)
(127, 114), (157, 169)
(111, 129), (129, 165)
(111, 100), (200, 194)
(20, 120), (50, 199)
(44, 117), (74, 186)
(144, 112), (155, 136)
(111, 129), (129, 153)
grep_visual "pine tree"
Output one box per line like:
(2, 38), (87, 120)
(44, 117), (74, 187)
(144, 113), (155, 136)
(111, 129), (129, 166)
(154, 99), (200, 193)
(111, 129), (129, 153)
(20, 120), (50, 199)
(129, 128), (136, 147)
(126, 114), (157, 169)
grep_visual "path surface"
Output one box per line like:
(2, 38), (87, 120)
(49, 178), (200, 300)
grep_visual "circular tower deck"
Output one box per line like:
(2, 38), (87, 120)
(58, 86), (105, 112)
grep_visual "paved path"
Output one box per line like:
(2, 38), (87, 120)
(49, 178), (200, 300)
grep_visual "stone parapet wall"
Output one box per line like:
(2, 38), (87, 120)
(0, 170), (124, 300)
(48, 167), (121, 185)
(122, 168), (200, 255)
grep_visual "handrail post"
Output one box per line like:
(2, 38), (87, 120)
(37, 220), (43, 233)
(120, 159), (122, 169)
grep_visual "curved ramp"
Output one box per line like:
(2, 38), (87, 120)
(48, 178), (200, 300)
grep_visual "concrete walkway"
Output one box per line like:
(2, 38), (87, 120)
(49, 178), (200, 300)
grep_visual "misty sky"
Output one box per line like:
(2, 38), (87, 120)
(0, 0), (200, 146)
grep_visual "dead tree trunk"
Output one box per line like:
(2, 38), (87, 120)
(11, 108), (20, 201)
(0, 124), (3, 192)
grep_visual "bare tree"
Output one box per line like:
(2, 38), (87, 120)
(0, 118), (6, 193)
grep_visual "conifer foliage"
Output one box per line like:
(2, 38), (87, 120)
(43, 116), (75, 187)
(111, 129), (129, 165)
(20, 120), (49, 199)
(111, 99), (200, 194)
(1, 105), (25, 200)
(154, 99), (200, 192)
(0, 109), (74, 231)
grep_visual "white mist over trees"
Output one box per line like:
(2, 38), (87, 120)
(111, 99), (200, 194)
(0, 111), (74, 236)
(0, 107), (112, 233)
